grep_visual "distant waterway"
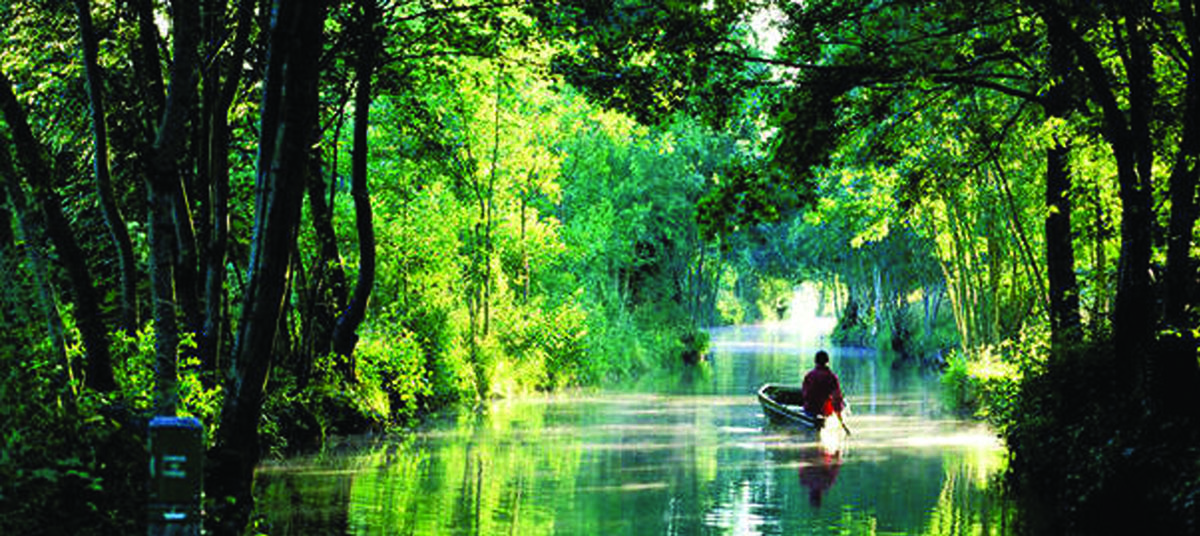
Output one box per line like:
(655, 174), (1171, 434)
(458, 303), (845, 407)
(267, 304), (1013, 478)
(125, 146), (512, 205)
(255, 324), (1014, 535)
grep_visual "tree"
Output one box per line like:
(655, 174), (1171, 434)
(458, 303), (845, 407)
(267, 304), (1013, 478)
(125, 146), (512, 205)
(1032, 1), (1200, 400)
(0, 126), (68, 372)
(73, 0), (139, 332)
(0, 69), (116, 393)
(330, 0), (380, 364)
(198, 0), (256, 385)
(207, 1), (328, 533)
(144, 0), (199, 417)
(1043, 18), (1082, 347)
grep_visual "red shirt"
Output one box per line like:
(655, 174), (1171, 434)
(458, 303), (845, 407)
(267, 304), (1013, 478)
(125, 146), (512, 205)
(802, 365), (845, 416)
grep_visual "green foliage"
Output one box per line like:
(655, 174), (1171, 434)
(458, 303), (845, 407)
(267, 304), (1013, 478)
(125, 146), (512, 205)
(357, 331), (432, 426)
(370, 300), (473, 415)
(944, 330), (1200, 533)
(998, 342), (1200, 534)
(939, 324), (1047, 426)
(32, 0), (1200, 533)
(938, 341), (1034, 425)
(713, 267), (748, 325)
(579, 302), (652, 380)
(492, 297), (589, 391)
(0, 349), (145, 536)
(830, 301), (872, 348)
(2, 0), (768, 532)
(698, 159), (811, 241)
(262, 351), (395, 456)
(108, 326), (223, 440)
(534, 0), (763, 126)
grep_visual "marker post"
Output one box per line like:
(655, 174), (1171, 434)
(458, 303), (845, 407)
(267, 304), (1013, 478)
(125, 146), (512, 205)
(148, 416), (203, 535)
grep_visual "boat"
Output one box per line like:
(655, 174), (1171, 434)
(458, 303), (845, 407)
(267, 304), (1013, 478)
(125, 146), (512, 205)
(757, 383), (825, 430)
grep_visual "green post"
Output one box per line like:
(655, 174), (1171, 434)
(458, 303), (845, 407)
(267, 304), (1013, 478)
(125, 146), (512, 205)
(148, 416), (203, 536)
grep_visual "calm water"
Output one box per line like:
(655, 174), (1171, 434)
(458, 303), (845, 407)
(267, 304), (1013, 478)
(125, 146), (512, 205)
(255, 325), (1013, 535)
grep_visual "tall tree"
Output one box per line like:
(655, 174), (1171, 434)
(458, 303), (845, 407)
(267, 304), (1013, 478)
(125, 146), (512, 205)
(145, 0), (200, 416)
(1043, 3), (1155, 378)
(198, 0), (256, 383)
(1044, 20), (1082, 348)
(331, 0), (380, 362)
(1034, 2), (1199, 398)
(1159, 0), (1200, 406)
(0, 69), (115, 393)
(132, 0), (204, 341)
(0, 131), (67, 371)
(298, 99), (346, 379)
(73, 0), (139, 332)
(208, 1), (328, 532)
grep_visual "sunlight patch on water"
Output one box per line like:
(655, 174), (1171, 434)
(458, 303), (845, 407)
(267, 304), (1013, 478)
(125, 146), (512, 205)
(894, 433), (1003, 449)
(576, 481), (670, 493)
(578, 440), (702, 452)
(704, 479), (771, 536)
(719, 426), (765, 435)
(708, 339), (811, 353)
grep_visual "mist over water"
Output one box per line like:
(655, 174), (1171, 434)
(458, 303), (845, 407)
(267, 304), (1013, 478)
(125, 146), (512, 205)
(256, 303), (1012, 535)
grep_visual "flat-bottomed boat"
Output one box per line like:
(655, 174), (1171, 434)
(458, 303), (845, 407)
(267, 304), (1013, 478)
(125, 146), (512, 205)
(757, 383), (825, 430)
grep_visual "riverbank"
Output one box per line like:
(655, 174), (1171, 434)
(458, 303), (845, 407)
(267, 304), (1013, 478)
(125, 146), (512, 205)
(950, 340), (1200, 534)
(1010, 346), (1199, 534)
(0, 310), (708, 535)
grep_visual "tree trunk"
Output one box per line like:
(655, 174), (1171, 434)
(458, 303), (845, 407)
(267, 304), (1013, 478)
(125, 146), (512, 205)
(986, 211), (1003, 343)
(0, 139), (68, 372)
(207, 1), (326, 533)
(199, 0), (255, 385)
(0, 69), (115, 393)
(304, 143), (346, 373)
(1157, 8), (1200, 411)
(1044, 21), (1081, 350)
(74, 0), (140, 332)
(171, 171), (203, 336)
(1091, 190), (1110, 324)
(146, 0), (201, 416)
(520, 174), (530, 305)
(332, 0), (379, 364)
(1110, 7), (1157, 389)
(478, 59), (504, 339)
(131, 0), (201, 353)
(1164, 16), (1200, 330)
(131, 0), (166, 136)
(147, 179), (180, 416)
(869, 264), (879, 339)
(1043, 5), (1156, 385)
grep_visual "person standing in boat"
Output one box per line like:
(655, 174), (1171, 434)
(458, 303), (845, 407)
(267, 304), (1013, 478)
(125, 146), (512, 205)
(801, 350), (845, 419)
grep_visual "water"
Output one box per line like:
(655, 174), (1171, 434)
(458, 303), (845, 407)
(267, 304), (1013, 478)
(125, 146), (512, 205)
(255, 325), (1012, 535)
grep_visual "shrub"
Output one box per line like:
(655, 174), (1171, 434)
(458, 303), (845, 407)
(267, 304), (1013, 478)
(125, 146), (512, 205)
(998, 338), (1199, 534)
(1, 341), (149, 535)
(357, 331), (431, 426)
(110, 326), (222, 441)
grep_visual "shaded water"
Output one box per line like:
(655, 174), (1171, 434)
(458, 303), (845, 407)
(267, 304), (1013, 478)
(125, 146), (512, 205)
(255, 325), (1012, 535)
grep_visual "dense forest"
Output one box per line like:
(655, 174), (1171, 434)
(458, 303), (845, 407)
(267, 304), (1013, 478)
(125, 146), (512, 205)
(1, 0), (1198, 534)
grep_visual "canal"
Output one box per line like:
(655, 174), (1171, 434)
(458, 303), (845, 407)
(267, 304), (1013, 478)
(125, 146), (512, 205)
(255, 324), (1012, 535)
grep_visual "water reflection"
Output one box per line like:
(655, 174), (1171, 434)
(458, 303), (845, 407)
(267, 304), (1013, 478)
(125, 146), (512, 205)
(798, 442), (843, 508)
(255, 326), (1013, 535)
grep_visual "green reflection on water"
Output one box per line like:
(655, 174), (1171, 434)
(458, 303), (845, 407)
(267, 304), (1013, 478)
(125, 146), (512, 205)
(255, 328), (1014, 535)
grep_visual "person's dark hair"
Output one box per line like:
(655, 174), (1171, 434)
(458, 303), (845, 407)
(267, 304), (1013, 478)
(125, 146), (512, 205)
(815, 350), (829, 365)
